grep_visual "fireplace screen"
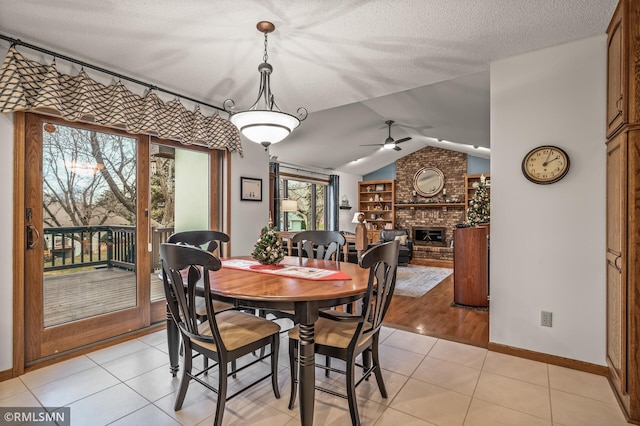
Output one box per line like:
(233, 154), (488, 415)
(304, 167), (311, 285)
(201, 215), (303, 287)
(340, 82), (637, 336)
(413, 227), (447, 246)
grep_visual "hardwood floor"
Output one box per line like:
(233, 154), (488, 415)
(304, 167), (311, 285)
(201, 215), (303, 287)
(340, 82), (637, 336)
(384, 260), (489, 348)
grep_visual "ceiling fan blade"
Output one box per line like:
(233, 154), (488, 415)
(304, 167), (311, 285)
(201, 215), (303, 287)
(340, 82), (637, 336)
(360, 143), (383, 147)
(395, 137), (412, 144)
(393, 146), (402, 151)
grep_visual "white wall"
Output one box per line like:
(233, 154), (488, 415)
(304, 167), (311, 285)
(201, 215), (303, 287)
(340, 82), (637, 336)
(228, 143), (270, 256)
(490, 36), (607, 364)
(0, 112), (13, 371)
(337, 171), (361, 233)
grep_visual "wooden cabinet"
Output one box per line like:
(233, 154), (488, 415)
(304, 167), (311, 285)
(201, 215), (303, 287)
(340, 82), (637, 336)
(358, 180), (395, 244)
(606, 132), (627, 405)
(607, 3), (625, 137)
(606, 0), (640, 138)
(606, 1), (640, 421)
(453, 226), (489, 307)
(464, 173), (490, 221)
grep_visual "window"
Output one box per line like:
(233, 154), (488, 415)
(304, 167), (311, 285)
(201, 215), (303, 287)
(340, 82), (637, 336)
(279, 176), (327, 231)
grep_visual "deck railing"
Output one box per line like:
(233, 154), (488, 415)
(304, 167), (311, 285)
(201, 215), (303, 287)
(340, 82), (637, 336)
(43, 225), (174, 273)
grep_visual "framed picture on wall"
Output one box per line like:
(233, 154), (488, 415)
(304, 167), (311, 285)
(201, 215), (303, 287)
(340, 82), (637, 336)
(240, 177), (262, 201)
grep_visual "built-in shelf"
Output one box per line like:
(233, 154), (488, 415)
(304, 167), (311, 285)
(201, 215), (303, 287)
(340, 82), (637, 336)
(394, 203), (465, 208)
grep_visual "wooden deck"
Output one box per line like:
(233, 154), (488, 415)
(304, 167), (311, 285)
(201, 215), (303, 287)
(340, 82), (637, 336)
(43, 269), (164, 327)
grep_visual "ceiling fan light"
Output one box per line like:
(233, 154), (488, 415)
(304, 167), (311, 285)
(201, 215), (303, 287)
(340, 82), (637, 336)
(383, 141), (396, 150)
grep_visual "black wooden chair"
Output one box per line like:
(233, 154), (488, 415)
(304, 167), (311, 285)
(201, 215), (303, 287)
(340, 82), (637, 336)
(160, 243), (281, 426)
(260, 230), (348, 326)
(167, 230), (234, 315)
(291, 230), (346, 264)
(287, 240), (400, 426)
(167, 230), (229, 258)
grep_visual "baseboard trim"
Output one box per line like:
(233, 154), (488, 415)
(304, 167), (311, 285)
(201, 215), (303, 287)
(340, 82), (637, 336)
(0, 368), (13, 382)
(410, 258), (454, 269)
(488, 342), (608, 376)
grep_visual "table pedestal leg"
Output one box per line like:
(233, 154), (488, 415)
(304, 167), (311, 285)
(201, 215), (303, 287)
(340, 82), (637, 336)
(166, 303), (179, 376)
(298, 321), (315, 426)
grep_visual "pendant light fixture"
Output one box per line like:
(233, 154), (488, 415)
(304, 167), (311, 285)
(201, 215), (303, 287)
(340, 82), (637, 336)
(224, 21), (307, 150)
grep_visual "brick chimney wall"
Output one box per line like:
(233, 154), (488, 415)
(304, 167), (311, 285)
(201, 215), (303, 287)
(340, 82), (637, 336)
(395, 146), (467, 261)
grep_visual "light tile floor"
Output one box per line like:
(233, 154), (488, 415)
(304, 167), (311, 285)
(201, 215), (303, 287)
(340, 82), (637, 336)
(0, 325), (630, 426)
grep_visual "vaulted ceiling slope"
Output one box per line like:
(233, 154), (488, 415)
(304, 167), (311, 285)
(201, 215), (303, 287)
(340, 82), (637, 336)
(0, 0), (617, 175)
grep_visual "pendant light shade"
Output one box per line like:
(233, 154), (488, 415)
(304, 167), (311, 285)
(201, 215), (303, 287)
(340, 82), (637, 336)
(230, 110), (300, 145)
(225, 21), (307, 149)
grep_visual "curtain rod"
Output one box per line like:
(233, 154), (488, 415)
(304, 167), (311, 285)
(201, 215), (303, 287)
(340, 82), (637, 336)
(276, 161), (332, 177)
(0, 33), (225, 113)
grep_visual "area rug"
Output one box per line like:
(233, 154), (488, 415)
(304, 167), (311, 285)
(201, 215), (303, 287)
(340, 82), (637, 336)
(394, 264), (453, 298)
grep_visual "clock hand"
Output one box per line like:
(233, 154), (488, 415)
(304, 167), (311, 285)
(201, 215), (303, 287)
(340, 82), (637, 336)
(543, 150), (553, 166)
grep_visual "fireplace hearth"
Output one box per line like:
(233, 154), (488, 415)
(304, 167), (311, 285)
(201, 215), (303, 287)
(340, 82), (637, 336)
(413, 227), (447, 246)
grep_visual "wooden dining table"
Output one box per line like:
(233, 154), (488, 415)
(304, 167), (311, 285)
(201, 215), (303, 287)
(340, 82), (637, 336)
(165, 255), (370, 426)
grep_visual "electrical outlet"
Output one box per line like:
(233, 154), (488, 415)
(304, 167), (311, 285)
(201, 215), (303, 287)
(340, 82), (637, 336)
(541, 311), (553, 327)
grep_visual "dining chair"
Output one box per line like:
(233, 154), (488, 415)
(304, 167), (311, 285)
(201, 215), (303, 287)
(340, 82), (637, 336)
(260, 230), (348, 328)
(160, 243), (281, 426)
(167, 230), (234, 316)
(291, 230), (346, 264)
(287, 240), (399, 426)
(167, 229), (229, 258)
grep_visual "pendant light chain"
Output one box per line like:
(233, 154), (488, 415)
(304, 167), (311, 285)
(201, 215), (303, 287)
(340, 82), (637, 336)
(263, 32), (269, 63)
(224, 21), (307, 150)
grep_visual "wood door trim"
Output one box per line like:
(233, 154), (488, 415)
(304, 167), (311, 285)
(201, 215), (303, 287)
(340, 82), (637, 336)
(12, 112), (26, 378)
(138, 135), (151, 326)
(23, 113), (148, 361)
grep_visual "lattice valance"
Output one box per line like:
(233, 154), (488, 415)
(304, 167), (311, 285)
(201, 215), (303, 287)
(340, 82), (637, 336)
(0, 47), (242, 154)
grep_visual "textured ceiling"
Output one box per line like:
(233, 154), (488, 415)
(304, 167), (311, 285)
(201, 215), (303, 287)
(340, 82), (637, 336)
(0, 0), (617, 175)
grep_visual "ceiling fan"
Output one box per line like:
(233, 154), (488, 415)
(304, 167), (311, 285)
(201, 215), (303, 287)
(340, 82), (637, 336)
(361, 120), (412, 151)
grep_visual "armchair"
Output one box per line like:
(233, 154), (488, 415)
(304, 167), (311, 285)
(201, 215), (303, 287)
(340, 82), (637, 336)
(374, 229), (413, 265)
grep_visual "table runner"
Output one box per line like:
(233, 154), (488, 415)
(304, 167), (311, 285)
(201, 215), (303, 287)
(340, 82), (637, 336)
(221, 259), (352, 281)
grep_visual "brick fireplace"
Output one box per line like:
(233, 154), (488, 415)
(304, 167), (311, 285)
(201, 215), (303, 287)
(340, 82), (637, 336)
(395, 146), (467, 261)
(413, 227), (447, 246)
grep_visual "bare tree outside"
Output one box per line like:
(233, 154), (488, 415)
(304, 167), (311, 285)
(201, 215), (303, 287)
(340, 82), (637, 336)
(42, 123), (137, 227)
(280, 179), (326, 231)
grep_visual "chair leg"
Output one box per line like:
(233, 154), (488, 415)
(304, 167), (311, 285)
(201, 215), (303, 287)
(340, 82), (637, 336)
(288, 339), (298, 410)
(362, 348), (371, 380)
(371, 338), (388, 398)
(271, 336), (281, 399)
(346, 356), (361, 426)
(231, 360), (237, 379)
(325, 355), (331, 377)
(214, 357), (228, 426)
(174, 340), (192, 410)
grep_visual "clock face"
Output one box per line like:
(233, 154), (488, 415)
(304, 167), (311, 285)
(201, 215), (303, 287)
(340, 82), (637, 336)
(522, 145), (570, 184)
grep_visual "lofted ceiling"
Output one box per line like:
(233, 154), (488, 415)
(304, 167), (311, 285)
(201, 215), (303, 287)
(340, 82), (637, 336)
(0, 0), (617, 175)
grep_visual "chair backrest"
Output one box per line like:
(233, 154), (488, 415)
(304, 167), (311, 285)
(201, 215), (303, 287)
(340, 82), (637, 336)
(291, 230), (346, 262)
(167, 230), (230, 258)
(160, 243), (226, 349)
(353, 240), (399, 344)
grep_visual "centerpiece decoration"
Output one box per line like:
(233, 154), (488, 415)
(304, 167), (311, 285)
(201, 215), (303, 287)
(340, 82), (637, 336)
(252, 224), (285, 266)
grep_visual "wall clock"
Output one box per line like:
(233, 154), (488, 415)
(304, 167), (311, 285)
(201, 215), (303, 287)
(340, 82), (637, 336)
(521, 145), (570, 184)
